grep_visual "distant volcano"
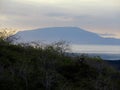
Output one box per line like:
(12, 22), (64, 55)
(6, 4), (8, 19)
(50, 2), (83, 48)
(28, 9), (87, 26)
(16, 27), (120, 45)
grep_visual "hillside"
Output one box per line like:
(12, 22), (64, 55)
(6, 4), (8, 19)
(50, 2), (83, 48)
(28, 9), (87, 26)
(17, 27), (120, 45)
(105, 60), (120, 71)
(0, 39), (120, 90)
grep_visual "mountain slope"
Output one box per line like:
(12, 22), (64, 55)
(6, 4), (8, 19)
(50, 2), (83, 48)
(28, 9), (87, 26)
(17, 27), (120, 45)
(105, 60), (120, 71)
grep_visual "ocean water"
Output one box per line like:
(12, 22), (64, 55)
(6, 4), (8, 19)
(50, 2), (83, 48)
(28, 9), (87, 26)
(70, 45), (120, 60)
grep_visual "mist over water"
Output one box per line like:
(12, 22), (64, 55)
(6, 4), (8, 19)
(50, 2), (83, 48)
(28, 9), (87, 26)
(71, 45), (120, 60)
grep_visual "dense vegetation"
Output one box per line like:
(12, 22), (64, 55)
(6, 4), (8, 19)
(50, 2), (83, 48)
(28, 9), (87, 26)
(0, 38), (120, 90)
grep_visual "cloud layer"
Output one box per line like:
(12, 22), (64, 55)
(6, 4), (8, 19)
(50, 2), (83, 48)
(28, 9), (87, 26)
(0, 0), (120, 38)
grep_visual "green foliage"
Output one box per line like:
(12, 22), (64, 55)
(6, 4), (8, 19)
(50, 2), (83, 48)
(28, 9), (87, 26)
(0, 40), (120, 90)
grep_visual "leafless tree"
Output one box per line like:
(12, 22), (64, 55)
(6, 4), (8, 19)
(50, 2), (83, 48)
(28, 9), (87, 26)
(0, 28), (19, 43)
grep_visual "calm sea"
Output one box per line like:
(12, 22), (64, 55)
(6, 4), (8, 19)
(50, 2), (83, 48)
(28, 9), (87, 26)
(70, 45), (120, 60)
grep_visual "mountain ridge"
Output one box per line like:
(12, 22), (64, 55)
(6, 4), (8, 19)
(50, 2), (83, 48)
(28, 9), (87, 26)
(16, 27), (120, 45)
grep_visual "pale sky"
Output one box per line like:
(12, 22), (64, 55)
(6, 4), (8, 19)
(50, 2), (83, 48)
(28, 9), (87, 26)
(0, 0), (120, 38)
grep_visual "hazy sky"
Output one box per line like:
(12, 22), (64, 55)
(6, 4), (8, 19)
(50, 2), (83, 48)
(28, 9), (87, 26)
(0, 0), (120, 38)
